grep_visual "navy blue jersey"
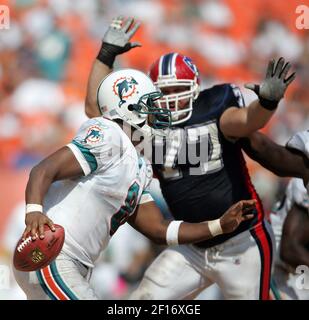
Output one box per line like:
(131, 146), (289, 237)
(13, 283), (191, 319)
(152, 83), (264, 248)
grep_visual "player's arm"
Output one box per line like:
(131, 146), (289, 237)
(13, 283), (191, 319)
(220, 58), (295, 139)
(240, 131), (309, 185)
(280, 203), (309, 268)
(23, 147), (84, 240)
(128, 199), (256, 245)
(85, 16), (141, 118)
(85, 61), (111, 118)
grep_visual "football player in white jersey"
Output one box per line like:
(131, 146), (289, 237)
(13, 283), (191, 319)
(13, 68), (256, 300)
(269, 178), (309, 300)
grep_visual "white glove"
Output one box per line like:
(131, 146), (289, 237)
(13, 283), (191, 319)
(97, 16), (141, 68)
(245, 57), (296, 110)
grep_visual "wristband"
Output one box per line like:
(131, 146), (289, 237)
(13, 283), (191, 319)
(96, 42), (117, 68)
(26, 204), (43, 214)
(258, 97), (279, 111)
(166, 221), (183, 245)
(208, 219), (223, 237)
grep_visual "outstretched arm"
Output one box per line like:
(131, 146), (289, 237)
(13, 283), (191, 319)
(85, 61), (111, 118)
(128, 199), (256, 245)
(220, 58), (295, 139)
(240, 131), (309, 185)
(85, 16), (141, 118)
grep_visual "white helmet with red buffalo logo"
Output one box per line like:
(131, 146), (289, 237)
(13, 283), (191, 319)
(149, 52), (200, 125)
(97, 68), (171, 134)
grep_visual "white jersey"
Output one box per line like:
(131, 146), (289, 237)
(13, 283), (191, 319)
(43, 117), (153, 267)
(270, 178), (309, 300)
(270, 178), (308, 251)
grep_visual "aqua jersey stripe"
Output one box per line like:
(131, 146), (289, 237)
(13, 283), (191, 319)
(36, 270), (57, 300)
(138, 157), (143, 169)
(270, 278), (282, 300)
(49, 261), (79, 300)
(72, 140), (97, 173)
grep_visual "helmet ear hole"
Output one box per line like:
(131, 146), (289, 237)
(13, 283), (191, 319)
(128, 104), (134, 111)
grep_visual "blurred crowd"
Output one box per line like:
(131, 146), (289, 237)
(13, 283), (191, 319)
(0, 0), (308, 299)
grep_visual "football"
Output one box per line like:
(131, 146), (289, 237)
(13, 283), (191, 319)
(13, 224), (65, 272)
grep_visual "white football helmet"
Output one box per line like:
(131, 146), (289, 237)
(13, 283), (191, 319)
(97, 68), (171, 135)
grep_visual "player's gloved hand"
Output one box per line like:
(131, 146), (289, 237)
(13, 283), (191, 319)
(245, 57), (296, 110)
(97, 16), (141, 68)
(219, 199), (256, 234)
(22, 212), (55, 241)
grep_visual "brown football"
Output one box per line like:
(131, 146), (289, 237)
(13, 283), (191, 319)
(13, 224), (65, 272)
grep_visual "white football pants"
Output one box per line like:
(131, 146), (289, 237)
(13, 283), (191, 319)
(13, 251), (97, 300)
(130, 221), (275, 300)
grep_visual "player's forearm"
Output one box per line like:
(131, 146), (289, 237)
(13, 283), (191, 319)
(220, 101), (275, 138)
(177, 221), (215, 244)
(131, 200), (254, 245)
(241, 132), (308, 179)
(138, 220), (216, 246)
(221, 57), (295, 138)
(280, 242), (309, 268)
(130, 206), (216, 246)
(85, 60), (111, 118)
(244, 99), (275, 133)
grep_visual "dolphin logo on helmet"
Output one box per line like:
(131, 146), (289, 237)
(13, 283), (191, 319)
(113, 77), (138, 106)
(97, 68), (172, 137)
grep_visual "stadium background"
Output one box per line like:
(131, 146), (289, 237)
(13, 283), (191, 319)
(0, 0), (308, 299)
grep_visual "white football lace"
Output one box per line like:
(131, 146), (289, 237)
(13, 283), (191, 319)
(17, 236), (33, 252)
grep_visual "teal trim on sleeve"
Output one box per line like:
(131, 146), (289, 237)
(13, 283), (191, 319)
(72, 140), (98, 172)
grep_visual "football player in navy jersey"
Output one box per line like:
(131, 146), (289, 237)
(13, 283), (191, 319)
(85, 17), (299, 300)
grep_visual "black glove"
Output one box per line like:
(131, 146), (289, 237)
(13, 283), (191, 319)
(97, 16), (141, 68)
(245, 57), (296, 110)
